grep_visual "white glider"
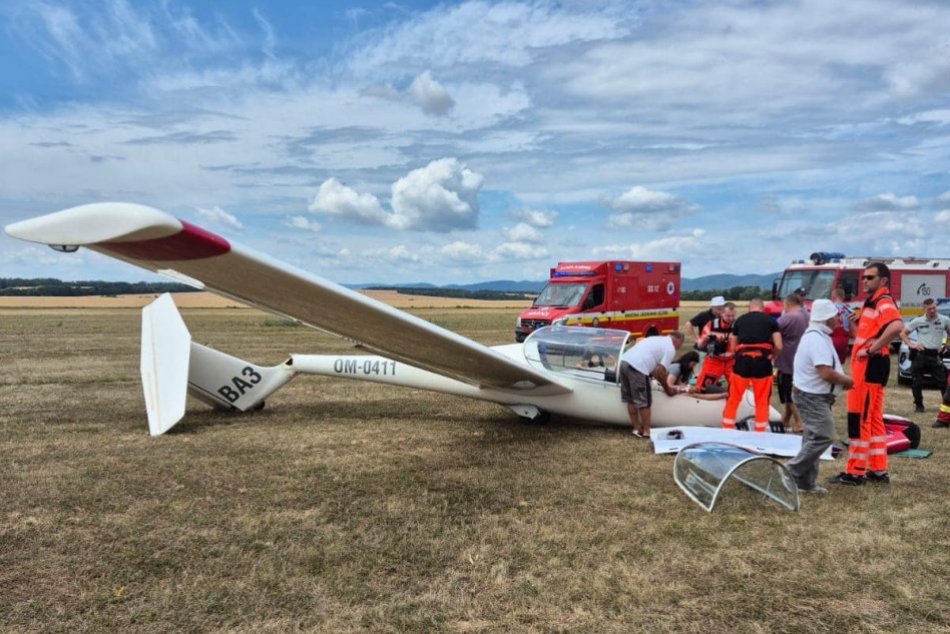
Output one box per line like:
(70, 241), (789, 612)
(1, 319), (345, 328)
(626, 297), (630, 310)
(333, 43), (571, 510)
(6, 203), (776, 435)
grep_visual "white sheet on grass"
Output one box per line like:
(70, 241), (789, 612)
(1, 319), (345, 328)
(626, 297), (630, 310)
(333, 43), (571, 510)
(652, 426), (834, 460)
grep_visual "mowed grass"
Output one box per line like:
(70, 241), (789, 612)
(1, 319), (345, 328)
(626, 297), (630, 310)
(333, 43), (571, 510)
(1, 306), (948, 633)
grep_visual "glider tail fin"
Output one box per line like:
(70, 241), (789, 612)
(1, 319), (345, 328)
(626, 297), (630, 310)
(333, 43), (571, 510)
(140, 293), (295, 436)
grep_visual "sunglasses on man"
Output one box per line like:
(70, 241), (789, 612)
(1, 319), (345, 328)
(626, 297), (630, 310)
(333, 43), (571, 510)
(862, 275), (878, 280)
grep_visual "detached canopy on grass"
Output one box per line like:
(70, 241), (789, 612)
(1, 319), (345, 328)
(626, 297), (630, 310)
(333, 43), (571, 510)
(674, 442), (800, 512)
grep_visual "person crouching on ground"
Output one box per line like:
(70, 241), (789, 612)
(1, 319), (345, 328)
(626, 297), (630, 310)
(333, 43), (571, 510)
(786, 300), (853, 494)
(619, 331), (684, 439)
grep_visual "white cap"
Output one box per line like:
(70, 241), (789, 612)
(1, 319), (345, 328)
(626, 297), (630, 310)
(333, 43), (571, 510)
(710, 296), (726, 307)
(810, 299), (838, 322)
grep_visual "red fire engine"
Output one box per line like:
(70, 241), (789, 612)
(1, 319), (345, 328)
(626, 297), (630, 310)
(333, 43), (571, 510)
(515, 260), (680, 342)
(767, 252), (950, 317)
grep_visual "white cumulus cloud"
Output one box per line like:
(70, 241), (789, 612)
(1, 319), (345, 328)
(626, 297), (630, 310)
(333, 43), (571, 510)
(196, 205), (243, 230)
(503, 222), (542, 243)
(440, 240), (485, 262)
(853, 193), (920, 212)
(285, 215), (322, 232)
(933, 210), (950, 224)
(606, 185), (700, 231)
(389, 158), (484, 231)
(309, 159), (483, 232)
(493, 241), (547, 260)
(308, 177), (388, 226)
(592, 229), (708, 261)
(510, 208), (558, 228)
(409, 70), (455, 116)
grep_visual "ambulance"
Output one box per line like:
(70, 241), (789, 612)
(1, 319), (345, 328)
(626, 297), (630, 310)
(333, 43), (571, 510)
(766, 252), (950, 317)
(515, 260), (680, 342)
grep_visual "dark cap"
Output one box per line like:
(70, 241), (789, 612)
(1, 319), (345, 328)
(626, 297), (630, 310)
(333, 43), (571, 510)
(922, 298), (935, 306)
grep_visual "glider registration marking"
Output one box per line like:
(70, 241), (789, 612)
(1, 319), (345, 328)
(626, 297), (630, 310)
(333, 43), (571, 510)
(334, 358), (398, 376)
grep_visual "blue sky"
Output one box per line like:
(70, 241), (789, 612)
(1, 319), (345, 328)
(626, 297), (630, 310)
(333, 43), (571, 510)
(1, 0), (949, 284)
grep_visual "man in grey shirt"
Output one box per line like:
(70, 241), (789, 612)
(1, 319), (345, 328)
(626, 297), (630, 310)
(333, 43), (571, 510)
(900, 298), (950, 412)
(777, 293), (809, 433)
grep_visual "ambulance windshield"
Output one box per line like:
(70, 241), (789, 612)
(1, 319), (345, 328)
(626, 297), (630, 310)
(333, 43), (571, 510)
(533, 283), (588, 308)
(523, 325), (628, 381)
(777, 270), (836, 300)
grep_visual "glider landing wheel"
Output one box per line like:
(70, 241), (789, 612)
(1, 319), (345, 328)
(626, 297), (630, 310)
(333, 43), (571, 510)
(252, 401), (266, 411)
(531, 410), (551, 425)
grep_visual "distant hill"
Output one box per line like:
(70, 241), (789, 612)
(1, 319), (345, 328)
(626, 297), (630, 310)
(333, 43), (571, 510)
(6, 272), (778, 299)
(681, 273), (779, 292)
(444, 280), (545, 293)
(358, 274), (778, 295)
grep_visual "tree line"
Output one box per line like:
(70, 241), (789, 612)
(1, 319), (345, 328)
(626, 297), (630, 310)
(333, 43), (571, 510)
(0, 278), (199, 296)
(373, 287), (536, 301)
(680, 285), (772, 301)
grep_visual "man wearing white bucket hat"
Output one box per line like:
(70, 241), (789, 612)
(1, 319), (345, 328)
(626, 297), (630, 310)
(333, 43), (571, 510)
(786, 299), (854, 494)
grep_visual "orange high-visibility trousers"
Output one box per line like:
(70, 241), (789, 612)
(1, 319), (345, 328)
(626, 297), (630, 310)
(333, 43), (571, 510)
(722, 374), (773, 432)
(845, 356), (888, 476)
(696, 356), (734, 392)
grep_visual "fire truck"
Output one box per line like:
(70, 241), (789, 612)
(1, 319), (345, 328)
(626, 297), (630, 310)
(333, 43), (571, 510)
(766, 252), (950, 317)
(515, 260), (680, 342)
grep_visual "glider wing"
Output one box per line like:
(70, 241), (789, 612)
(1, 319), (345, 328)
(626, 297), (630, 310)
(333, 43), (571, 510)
(7, 203), (570, 395)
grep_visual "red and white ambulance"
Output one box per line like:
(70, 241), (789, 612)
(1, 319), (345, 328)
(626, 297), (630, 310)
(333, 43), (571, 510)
(766, 252), (950, 317)
(515, 260), (681, 342)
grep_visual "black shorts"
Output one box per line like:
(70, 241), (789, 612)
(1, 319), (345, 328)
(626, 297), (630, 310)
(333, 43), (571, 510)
(777, 372), (793, 404)
(619, 362), (652, 408)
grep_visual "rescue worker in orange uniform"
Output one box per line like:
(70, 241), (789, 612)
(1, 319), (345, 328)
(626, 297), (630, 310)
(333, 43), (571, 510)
(828, 263), (904, 486)
(695, 302), (736, 392)
(934, 373), (950, 429)
(722, 298), (782, 432)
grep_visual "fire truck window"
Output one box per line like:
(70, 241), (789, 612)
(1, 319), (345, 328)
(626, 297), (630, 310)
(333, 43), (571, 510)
(807, 271), (836, 300)
(582, 284), (605, 311)
(838, 271), (859, 300)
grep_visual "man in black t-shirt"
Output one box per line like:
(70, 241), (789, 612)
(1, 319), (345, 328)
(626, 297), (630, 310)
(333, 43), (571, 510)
(722, 298), (782, 432)
(685, 296), (725, 344)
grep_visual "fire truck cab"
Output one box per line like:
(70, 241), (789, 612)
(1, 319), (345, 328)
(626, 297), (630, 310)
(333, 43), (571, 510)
(767, 252), (950, 318)
(515, 260), (680, 342)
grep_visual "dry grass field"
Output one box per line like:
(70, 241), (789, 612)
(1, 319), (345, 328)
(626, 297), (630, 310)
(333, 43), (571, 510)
(1, 299), (948, 632)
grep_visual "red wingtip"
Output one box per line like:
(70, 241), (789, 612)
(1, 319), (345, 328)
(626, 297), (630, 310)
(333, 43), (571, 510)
(100, 220), (231, 261)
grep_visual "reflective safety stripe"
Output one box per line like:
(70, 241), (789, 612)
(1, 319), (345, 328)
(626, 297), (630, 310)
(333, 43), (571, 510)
(849, 440), (869, 447)
(940, 403), (950, 414)
(753, 421), (768, 432)
(869, 448), (888, 456)
(869, 436), (887, 443)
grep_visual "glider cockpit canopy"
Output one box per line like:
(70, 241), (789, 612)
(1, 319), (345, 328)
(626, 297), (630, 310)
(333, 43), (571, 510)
(523, 325), (629, 382)
(673, 442), (800, 512)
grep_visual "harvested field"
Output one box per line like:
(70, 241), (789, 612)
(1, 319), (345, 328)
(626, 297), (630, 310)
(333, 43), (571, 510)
(1, 302), (947, 632)
(0, 290), (533, 310)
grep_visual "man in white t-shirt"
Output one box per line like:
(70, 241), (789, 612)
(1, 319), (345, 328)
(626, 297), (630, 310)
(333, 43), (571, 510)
(619, 332), (684, 438)
(786, 300), (853, 494)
